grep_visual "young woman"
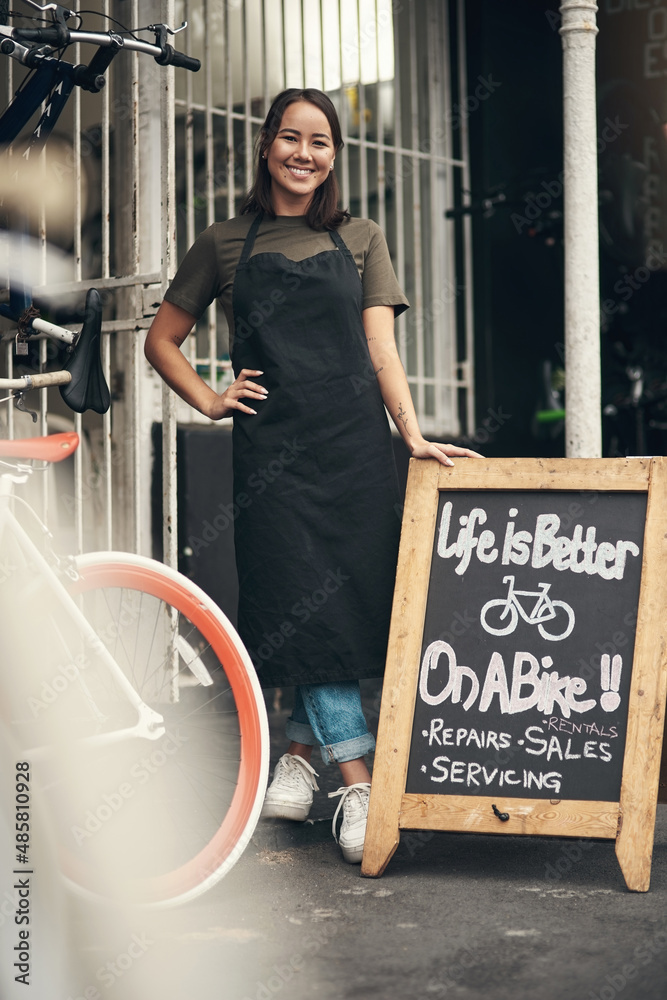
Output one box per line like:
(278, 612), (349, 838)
(145, 88), (480, 863)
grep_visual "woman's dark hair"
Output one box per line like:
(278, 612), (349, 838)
(240, 88), (350, 230)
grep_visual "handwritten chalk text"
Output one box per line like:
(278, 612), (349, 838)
(437, 503), (640, 579)
(419, 640), (599, 718)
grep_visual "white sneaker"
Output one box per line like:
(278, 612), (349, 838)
(261, 754), (320, 821)
(329, 782), (371, 864)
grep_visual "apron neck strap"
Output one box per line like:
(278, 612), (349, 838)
(327, 225), (355, 263)
(238, 211), (264, 266)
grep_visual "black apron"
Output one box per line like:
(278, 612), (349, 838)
(231, 213), (401, 687)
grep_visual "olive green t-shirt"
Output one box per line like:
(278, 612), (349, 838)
(164, 214), (409, 351)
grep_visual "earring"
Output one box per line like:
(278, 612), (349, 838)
(330, 162), (335, 171)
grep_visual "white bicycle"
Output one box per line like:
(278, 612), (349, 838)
(0, 306), (269, 909)
(480, 574), (575, 641)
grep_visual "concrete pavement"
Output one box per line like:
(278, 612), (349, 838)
(67, 684), (667, 1000)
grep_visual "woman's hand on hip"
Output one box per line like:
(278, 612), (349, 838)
(208, 368), (268, 419)
(410, 439), (484, 467)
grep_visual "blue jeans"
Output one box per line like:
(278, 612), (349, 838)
(285, 681), (375, 765)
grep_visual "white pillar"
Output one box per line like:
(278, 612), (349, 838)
(559, 1), (601, 458)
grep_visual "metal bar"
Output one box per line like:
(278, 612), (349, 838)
(102, 0), (111, 281)
(225, 0), (234, 222)
(131, 0), (141, 553)
(428, 0), (443, 431)
(5, 343), (13, 438)
(329, 134), (466, 167)
(338, 2), (349, 208)
(129, 323), (141, 553)
(54, 31), (164, 58)
(319, 0), (327, 108)
(185, 0), (196, 375)
(73, 38), (82, 283)
(38, 142), (48, 519)
(101, 330), (112, 549)
(243, 0), (253, 193)
(299, 0), (305, 86)
(357, 0), (368, 219)
(34, 272), (163, 295)
(409, 1), (424, 419)
(206, 0), (217, 395)
(441, 0), (455, 363)
(308, 0), (323, 89)
(425, 0), (453, 436)
(162, 0), (178, 570)
(96, 317), (154, 332)
(375, 0), (386, 232)
(131, 1), (140, 284)
(282, 1), (288, 90)
(393, 2), (406, 364)
(185, 0), (195, 253)
(38, 337), (47, 521)
(99, 3), (111, 547)
(261, 0), (269, 115)
(74, 410), (83, 552)
(1, 317), (156, 338)
(457, 0), (475, 437)
(301, 0), (307, 87)
(4, 54), (14, 443)
(73, 34), (83, 550)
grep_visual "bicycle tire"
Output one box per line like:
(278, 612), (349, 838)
(479, 599), (518, 637)
(537, 599), (575, 641)
(51, 552), (269, 908)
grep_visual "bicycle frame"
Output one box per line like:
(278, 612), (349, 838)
(0, 466), (166, 750)
(0, 4), (199, 156)
(0, 436), (270, 906)
(0, 2), (199, 350)
(502, 575), (557, 624)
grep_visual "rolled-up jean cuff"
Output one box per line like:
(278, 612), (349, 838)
(285, 718), (317, 746)
(317, 731), (375, 765)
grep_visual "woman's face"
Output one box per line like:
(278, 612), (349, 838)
(265, 100), (335, 215)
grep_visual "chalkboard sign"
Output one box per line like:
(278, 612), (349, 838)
(362, 458), (667, 892)
(407, 488), (646, 802)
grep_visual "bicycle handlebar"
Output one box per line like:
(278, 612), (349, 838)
(11, 26), (67, 45)
(155, 45), (201, 72)
(10, 24), (201, 72)
(0, 371), (72, 390)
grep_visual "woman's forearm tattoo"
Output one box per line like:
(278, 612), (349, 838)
(397, 402), (408, 431)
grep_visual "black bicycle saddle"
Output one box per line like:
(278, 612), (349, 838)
(59, 287), (110, 414)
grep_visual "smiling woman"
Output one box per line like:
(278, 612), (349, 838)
(265, 103), (335, 215)
(242, 87), (348, 231)
(145, 86), (481, 866)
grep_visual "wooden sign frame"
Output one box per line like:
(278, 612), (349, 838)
(362, 457), (667, 891)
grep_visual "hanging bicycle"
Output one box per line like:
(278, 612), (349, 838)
(0, 4), (269, 909)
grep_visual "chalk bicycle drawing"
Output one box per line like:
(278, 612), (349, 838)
(0, 5), (269, 908)
(480, 575), (575, 641)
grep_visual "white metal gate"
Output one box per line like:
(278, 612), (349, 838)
(0, 0), (473, 564)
